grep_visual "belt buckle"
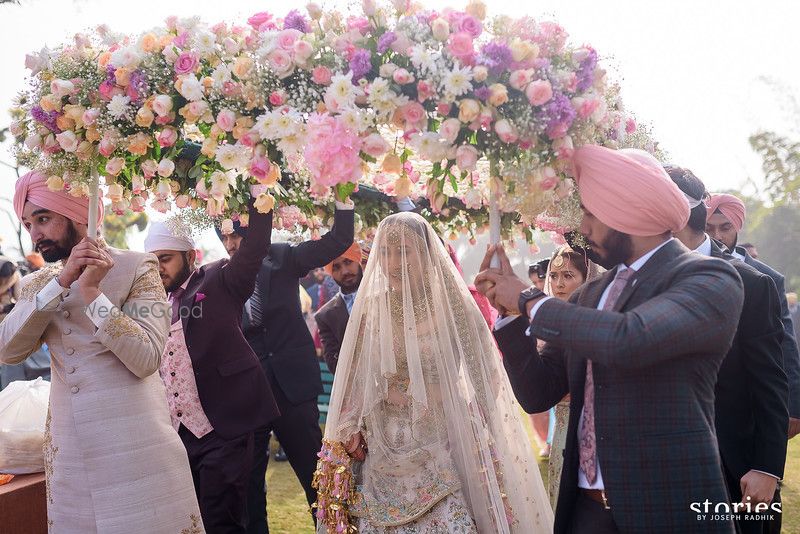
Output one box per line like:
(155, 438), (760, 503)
(600, 490), (610, 510)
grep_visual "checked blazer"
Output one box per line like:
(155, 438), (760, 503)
(494, 239), (744, 534)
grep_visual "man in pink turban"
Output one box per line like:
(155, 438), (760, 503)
(2, 169), (203, 531)
(705, 193), (745, 252)
(13, 171), (104, 263)
(706, 193), (800, 445)
(474, 145), (744, 533)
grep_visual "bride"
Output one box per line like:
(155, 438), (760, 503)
(314, 212), (553, 533)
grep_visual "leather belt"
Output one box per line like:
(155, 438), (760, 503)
(580, 489), (611, 510)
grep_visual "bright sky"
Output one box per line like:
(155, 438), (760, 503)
(0, 0), (798, 265)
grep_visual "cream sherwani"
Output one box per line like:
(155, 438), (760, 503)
(0, 247), (204, 533)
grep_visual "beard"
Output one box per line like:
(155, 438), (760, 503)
(165, 254), (193, 293)
(337, 267), (363, 294)
(36, 222), (80, 262)
(584, 229), (633, 270)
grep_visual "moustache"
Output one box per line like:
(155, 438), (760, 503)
(35, 240), (57, 251)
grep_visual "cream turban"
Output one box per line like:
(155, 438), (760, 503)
(144, 222), (196, 253)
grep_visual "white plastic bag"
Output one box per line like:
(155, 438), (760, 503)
(0, 377), (51, 474)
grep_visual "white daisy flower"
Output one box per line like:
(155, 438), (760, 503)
(107, 95), (131, 119)
(215, 144), (251, 171)
(442, 64), (473, 98)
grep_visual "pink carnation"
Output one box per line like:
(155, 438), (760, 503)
(447, 32), (475, 63)
(303, 114), (363, 187)
(248, 12), (275, 31)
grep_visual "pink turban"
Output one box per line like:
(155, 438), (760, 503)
(705, 194), (745, 232)
(13, 171), (104, 227)
(573, 145), (690, 237)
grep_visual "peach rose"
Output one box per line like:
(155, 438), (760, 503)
(233, 56), (254, 79)
(254, 192), (276, 213)
(488, 83), (509, 107)
(105, 157), (125, 176)
(431, 18), (450, 41)
(458, 99), (480, 123)
(128, 132), (152, 155)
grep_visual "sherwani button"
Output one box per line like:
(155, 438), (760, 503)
(64, 328), (72, 335)
(71, 386), (79, 394)
(63, 310), (70, 318)
(174, 392), (179, 397)
(177, 412), (182, 417)
(68, 367), (76, 374)
(67, 348), (75, 355)
(170, 372), (176, 377)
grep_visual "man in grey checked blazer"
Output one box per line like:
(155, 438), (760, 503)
(477, 146), (744, 534)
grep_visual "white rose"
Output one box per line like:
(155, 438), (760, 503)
(157, 159), (175, 178)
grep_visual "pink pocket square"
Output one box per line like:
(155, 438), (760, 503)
(195, 293), (206, 303)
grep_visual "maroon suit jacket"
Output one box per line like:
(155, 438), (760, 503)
(177, 203), (278, 439)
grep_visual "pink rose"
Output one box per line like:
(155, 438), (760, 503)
(174, 51), (198, 75)
(439, 118), (461, 144)
(157, 158), (175, 178)
(575, 97), (600, 119)
(437, 102), (452, 116)
(416, 80), (436, 102)
(56, 131), (79, 152)
(293, 39), (314, 64)
(151, 199), (171, 213)
(362, 133), (390, 158)
(458, 15), (482, 38)
(157, 127), (178, 148)
(98, 80), (122, 101)
(141, 159), (158, 179)
(105, 157), (125, 176)
(82, 108), (100, 126)
(249, 156), (272, 181)
(626, 117), (637, 134)
(277, 29), (302, 50)
(526, 80), (553, 106)
(152, 94), (173, 117)
(455, 145), (478, 171)
(392, 68), (415, 85)
(99, 137), (116, 157)
(187, 100), (208, 117)
(447, 32), (474, 63)
(216, 109), (237, 132)
(431, 17), (450, 41)
(269, 91), (286, 106)
(509, 69), (533, 91)
(401, 102), (426, 130)
(347, 16), (370, 34)
(247, 12), (274, 31)
(494, 119), (518, 143)
(131, 175), (146, 194)
(312, 66), (332, 85)
(42, 134), (60, 154)
(539, 167), (558, 190)
(130, 196), (146, 212)
(268, 49), (293, 77)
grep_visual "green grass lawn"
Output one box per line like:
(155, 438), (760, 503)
(264, 432), (800, 533)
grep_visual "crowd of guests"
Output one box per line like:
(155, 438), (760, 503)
(0, 143), (798, 534)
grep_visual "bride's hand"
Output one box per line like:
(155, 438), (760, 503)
(345, 432), (367, 462)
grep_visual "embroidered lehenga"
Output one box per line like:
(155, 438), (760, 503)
(314, 213), (553, 533)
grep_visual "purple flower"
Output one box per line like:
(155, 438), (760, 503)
(126, 70), (148, 102)
(31, 106), (61, 133)
(349, 48), (372, 81)
(377, 32), (397, 54)
(478, 41), (513, 75)
(536, 92), (576, 139)
(284, 9), (311, 33)
(473, 86), (490, 101)
(105, 64), (117, 83)
(576, 48), (597, 92)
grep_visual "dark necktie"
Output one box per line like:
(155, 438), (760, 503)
(249, 279), (263, 328)
(170, 287), (185, 325)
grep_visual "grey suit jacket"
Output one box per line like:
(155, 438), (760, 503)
(495, 239), (743, 534)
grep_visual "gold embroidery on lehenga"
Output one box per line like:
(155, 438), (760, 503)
(180, 513), (202, 534)
(103, 314), (150, 343)
(127, 264), (167, 301)
(19, 263), (63, 302)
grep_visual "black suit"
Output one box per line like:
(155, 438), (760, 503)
(314, 294), (349, 374)
(710, 240), (788, 533)
(736, 246), (800, 419)
(244, 208), (354, 534)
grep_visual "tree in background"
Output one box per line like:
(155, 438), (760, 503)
(749, 131), (800, 204)
(102, 208), (148, 250)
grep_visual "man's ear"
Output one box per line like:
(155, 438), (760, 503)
(187, 249), (198, 267)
